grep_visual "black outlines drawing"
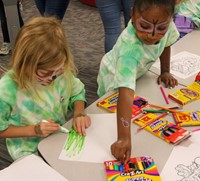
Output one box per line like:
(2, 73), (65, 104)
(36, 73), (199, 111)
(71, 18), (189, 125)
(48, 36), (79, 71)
(171, 55), (200, 76)
(175, 157), (200, 181)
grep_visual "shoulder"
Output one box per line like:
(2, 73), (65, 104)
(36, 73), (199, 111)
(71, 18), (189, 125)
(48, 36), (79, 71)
(0, 70), (18, 104)
(0, 70), (18, 90)
(112, 21), (143, 57)
(118, 20), (139, 45)
(166, 21), (180, 38)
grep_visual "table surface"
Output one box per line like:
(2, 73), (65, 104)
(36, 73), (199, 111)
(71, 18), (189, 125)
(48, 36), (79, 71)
(38, 70), (200, 181)
(150, 30), (200, 86)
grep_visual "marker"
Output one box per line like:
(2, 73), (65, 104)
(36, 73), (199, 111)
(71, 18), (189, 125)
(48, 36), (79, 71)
(136, 158), (144, 170)
(142, 109), (168, 113)
(168, 127), (178, 133)
(124, 163), (129, 172)
(191, 128), (200, 133)
(119, 164), (124, 172)
(160, 86), (170, 104)
(137, 112), (168, 131)
(149, 104), (189, 116)
(109, 164), (114, 170)
(42, 120), (69, 133)
(129, 162), (137, 171)
(114, 164), (119, 171)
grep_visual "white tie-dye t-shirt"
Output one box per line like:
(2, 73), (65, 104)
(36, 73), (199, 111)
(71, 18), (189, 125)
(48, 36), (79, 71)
(0, 71), (86, 160)
(97, 20), (179, 97)
(175, 0), (200, 27)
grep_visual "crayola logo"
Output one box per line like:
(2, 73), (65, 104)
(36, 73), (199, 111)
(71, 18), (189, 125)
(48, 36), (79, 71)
(120, 170), (144, 177)
(108, 96), (118, 104)
(150, 120), (164, 130)
(125, 177), (152, 181)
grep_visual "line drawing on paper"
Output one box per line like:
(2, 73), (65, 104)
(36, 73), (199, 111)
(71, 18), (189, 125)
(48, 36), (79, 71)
(152, 51), (200, 79)
(175, 156), (200, 181)
(171, 53), (200, 76)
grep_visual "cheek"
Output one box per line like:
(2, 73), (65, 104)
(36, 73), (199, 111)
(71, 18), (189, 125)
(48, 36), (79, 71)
(151, 34), (164, 40)
(135, 31), (147, 41)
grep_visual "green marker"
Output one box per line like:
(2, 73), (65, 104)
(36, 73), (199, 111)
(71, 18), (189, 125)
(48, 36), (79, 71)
(142, 109), (168, 113)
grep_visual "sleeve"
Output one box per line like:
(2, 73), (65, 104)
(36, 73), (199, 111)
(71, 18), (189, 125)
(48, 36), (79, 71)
(68, 74), (86, 111)
(0, 72), (17, 131)
(165, 21), (180, 47)
(0, 98), (11, 131)
(113, 42), (139, 92)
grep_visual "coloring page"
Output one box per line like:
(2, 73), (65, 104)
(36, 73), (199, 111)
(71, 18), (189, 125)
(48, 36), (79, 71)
(59, 113), (116, 163)
(161, 132), (200, 181)
(152, 51), (200, 79)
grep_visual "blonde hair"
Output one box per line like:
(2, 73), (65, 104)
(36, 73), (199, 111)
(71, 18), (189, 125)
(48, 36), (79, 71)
(11, 16), (77, 90)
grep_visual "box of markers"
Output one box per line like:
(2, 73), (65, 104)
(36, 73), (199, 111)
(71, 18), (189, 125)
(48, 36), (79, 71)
(104, 156), (162, 181)
(133, 113), (190, 144)
(168, 81), (200, 105)
(97, 91), (148, 118)
(173, 111), (200, 127)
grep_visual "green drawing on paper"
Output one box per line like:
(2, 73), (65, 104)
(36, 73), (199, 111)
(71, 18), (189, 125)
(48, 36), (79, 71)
(64, 127), (85, 157)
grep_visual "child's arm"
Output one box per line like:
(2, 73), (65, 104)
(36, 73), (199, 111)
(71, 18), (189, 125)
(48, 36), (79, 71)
(73, 100), (91, 136)
(157, 46), (178, 88)
(111, 87), (134, 163)
(0, 121), (60, 138)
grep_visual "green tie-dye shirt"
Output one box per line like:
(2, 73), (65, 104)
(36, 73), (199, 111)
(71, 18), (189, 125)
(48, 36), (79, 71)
(97, 20), (179, 97)
(175, 0), (200, 27)
(0, 70), (86, 160)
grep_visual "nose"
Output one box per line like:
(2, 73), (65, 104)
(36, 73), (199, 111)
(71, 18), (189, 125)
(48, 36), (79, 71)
(52, 75), (57, 80)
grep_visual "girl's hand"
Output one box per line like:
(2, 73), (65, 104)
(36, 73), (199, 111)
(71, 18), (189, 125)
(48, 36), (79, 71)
(34, 119), (60, 137)
(111, 138), (131, 164)
(157, 72), (178, 88)
(73, 114), (91, 136)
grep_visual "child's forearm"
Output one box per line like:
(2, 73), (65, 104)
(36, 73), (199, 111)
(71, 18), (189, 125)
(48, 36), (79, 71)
(73, 100), (86, 118)
(0, 125), (36, 138)
(117, 88), (134, 140)
(160, 46), (171, 73)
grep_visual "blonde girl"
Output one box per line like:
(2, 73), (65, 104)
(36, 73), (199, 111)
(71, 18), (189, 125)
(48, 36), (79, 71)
(0, 17), (91, 160)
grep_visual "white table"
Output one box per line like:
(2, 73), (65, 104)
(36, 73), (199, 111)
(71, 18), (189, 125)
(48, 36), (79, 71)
(150, 30), (200, 86)
(38, 71), (199, 181)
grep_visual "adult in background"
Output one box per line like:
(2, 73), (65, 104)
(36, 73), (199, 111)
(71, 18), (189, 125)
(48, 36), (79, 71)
(34, 0), (70, 21)
(0, 0), (23, 55)
(96, 0), (132, 53)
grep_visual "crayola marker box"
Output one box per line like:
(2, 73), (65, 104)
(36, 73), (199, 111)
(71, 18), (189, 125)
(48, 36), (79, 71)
(97, 91), (148, 118)
(172, 111), (200, 127)
(133, 113), (190, 144)
(104, 156), (162, 181)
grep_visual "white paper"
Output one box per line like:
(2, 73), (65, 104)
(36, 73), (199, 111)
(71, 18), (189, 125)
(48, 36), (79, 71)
(0, 154), (69, 181)
(161, 131), (200, 181)
(152, 51), (200, 79)
(59, 113), (117, 163)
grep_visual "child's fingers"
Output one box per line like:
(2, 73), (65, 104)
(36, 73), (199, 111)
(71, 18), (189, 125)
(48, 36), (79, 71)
(85, 117), (91, 128)
(157, 77), (161, 84)
(124, 150), (131, 164)
(40, 122), (60, 133)
(78, 120), (87, 136)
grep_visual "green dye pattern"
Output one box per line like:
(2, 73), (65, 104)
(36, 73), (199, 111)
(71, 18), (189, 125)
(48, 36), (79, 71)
(64, 127), (85, 157)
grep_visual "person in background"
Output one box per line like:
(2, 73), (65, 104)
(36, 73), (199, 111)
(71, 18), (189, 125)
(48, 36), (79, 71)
(0, 0), (23, 55)
(97, 0), (179, 163)
(174, 0), (200, 39)
(96, 0), (132, 53)
(34, 0), (70, 21)
(0, 17), (91, 161)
